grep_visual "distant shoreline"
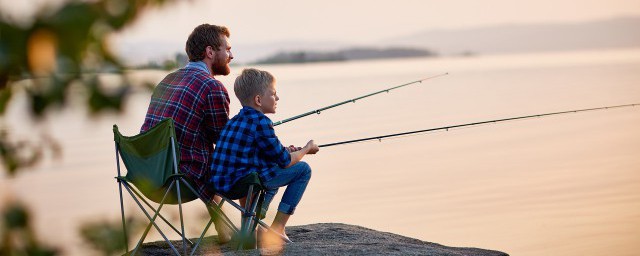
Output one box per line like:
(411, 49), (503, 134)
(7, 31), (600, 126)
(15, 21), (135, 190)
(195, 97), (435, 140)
(252, 47), (439, 65)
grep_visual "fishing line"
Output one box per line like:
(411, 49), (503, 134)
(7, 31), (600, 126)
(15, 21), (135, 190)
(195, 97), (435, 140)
(319, 103), (639, 148)
(338, 112), (577, 147)
(273, 72), (449, 126)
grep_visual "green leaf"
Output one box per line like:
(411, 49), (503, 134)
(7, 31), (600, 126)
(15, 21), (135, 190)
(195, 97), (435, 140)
(3, 203), (28, 229)
(0, 87), (12, 114)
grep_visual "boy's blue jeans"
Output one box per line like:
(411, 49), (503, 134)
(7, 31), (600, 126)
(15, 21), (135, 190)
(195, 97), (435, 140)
(261, 161), (312, 215)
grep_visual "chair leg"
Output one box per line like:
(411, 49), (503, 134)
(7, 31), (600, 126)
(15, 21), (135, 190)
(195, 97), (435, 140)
(176, 180), (187, 255)
(190, 218), (214, 256)
(214, 195), (248, 232)
(124, 183), (181, 255)
(128, 185), (194, 246)
(175, 179), (241, 255)
(238, 185), (258, 250)
(133, 181), (193, 255)
(117, 179), (129, 253)
(215, 191), (292, 247)
(115, 145), (130, 253)
(180, 178), (239, 233)
(209, 202), (238, 233)
(169, 138), (188, 255)
(246, 191), (261, 233)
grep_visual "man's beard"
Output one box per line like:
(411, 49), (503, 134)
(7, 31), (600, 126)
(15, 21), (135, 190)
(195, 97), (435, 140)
(211, 58), (230, 76)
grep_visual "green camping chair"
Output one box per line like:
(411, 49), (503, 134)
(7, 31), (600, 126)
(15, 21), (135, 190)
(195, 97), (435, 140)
(113, 118), (290, 254)
(113, 118), (238, 255)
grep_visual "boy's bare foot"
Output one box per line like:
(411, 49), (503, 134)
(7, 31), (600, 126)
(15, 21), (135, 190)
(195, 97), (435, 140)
(258, 227), (289, 249)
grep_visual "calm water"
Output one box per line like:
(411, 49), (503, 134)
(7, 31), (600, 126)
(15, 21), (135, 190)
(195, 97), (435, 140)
(2, 48), (640, 255)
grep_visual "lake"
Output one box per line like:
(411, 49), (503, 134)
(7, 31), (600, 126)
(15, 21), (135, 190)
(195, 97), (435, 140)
(1, 48), (639, 255)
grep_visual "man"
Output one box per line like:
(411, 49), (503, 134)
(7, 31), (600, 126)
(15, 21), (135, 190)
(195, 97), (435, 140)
(141, 24), (234, 241)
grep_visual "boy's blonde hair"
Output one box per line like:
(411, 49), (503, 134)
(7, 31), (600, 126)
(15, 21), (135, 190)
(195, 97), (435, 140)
(234, 68), (275, 106)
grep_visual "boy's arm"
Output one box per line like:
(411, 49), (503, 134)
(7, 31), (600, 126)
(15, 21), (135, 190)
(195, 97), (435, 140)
(286, 140), (319, 168)
(255, 118), (293, 168)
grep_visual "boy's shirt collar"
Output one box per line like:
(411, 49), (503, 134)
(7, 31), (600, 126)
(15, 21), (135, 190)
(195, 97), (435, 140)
(240, 106), (273, 124)
(185, 61), (211, 75)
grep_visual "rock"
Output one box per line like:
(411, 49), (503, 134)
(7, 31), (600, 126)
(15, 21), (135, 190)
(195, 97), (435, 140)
(134, 223), (509, 256)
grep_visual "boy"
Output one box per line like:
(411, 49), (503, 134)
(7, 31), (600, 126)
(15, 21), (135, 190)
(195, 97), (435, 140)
(210, 68), (319, 243)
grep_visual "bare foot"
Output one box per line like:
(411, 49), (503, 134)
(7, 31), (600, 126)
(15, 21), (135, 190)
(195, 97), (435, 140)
(258, 227), (289, 249)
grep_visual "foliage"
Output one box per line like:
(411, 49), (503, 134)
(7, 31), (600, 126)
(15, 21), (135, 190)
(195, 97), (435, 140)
(0, 0), (178, 255)
(0, 202), (57, 255)
(79, 217), (144, 255)
(0, 0), (173, 175)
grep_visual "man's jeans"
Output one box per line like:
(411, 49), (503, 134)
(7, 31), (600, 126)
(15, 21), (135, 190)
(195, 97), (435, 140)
(261, 161), (312, 215)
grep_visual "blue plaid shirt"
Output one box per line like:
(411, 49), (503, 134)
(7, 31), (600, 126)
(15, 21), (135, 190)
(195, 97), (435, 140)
(209, 106), (291, 193)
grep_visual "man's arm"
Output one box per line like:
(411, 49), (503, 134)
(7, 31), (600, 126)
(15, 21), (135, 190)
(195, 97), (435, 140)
(204, 83), (230, 142)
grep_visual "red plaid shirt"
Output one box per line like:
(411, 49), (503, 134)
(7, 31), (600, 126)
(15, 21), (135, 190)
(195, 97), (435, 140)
(141, 62), (230, 201)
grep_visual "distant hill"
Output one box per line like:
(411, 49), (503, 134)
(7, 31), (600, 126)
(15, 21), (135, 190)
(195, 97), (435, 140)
(387, 16), (640, 55)
(253, 47), (435, 64)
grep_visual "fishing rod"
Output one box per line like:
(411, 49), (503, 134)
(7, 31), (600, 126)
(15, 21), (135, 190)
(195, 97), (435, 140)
(319, 103), (639, 148)
(272, 72), (449, 126)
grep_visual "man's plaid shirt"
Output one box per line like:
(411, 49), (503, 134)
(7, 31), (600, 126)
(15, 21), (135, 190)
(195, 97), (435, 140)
(141, 62), (230, 201)
(209, 106), (291, 193)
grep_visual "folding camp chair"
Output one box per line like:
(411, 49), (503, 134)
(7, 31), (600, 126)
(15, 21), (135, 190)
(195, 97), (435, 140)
(114, 118), (239, 255)
(113, 118), (290, 254)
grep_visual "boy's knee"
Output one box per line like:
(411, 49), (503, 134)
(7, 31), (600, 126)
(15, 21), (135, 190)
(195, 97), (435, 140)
(297, 161), (312, 178)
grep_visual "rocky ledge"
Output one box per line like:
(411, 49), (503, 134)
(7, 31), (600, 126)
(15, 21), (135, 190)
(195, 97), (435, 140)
(136, 223), (509, 255)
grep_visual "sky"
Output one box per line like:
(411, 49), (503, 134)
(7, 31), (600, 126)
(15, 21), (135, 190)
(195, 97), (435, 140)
(117, 0), (640, 43)
(2, 0), (640, 62)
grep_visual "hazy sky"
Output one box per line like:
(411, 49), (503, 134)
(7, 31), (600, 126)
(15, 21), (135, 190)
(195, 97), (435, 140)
(4, 0), (638, 42)
(2, 0), (639, 62)
(114, 0), (639, 44)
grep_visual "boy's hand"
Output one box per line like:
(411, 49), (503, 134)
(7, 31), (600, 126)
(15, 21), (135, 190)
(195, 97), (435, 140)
(285, 140), (319, 168)
(304, 140), (319, 154)
(286, 145), (302, 152)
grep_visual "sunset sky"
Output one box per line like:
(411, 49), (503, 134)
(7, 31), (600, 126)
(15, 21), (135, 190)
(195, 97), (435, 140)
(3, 0), (639, 41)
(114, 0), (640, 43)
(2, 0), (639, 62)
